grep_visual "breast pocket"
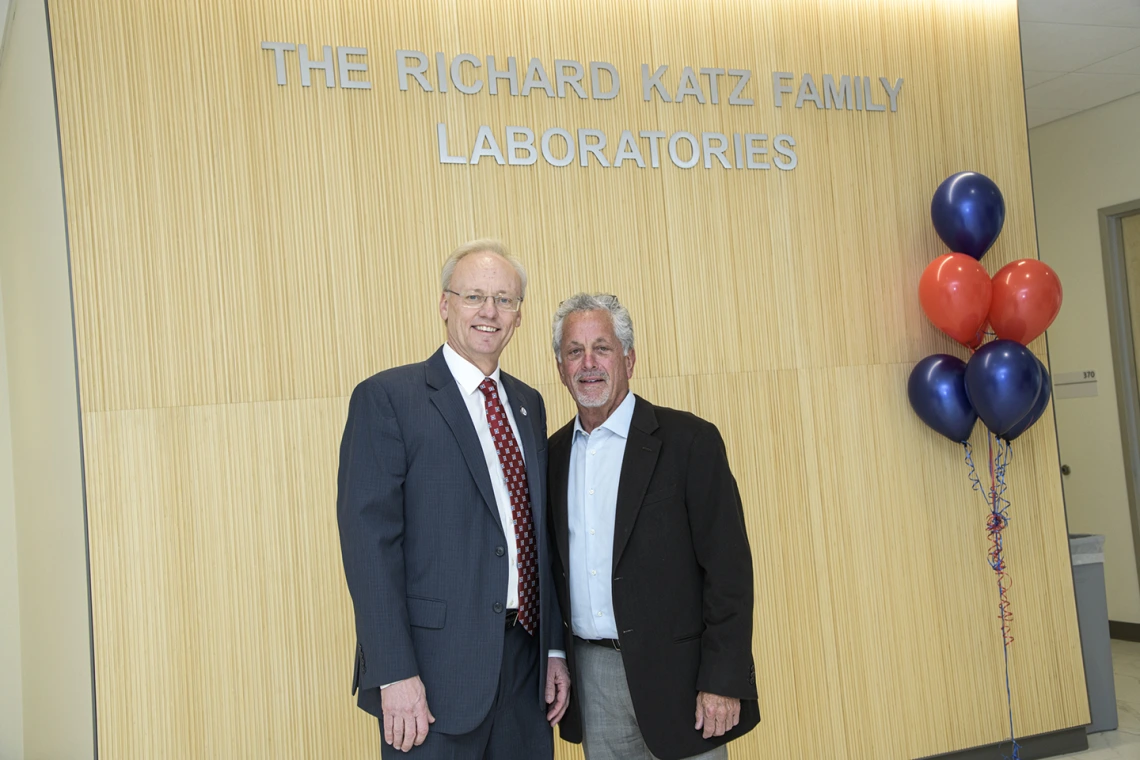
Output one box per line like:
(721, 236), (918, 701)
(406, 595), (447, 629)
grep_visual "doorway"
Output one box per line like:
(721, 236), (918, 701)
(1100, 200), (1140, 632)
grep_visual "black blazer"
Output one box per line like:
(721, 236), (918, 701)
(548, 395), (759, 760)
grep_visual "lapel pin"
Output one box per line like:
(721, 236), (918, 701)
(520, 407), (528, 416)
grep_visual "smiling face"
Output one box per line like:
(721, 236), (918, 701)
(439, 251), (523, 375)
(557, 309), (635, 413)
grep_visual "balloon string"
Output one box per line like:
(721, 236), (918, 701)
(963, 441), (984, 498)
(986, 433), (1020, 760)
(988, 438), (1013, 645)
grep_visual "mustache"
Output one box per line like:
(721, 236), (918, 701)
(574, 369), (609, 383)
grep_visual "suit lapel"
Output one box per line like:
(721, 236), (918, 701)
(612, 396), (660, 569)
(548, 424), (573, 576)
(425, 349), (499, 522)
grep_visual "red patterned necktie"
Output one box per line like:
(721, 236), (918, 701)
(478, 377), (539, 635)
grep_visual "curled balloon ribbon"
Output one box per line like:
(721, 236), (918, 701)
(963, 441), (984, 495)
(963, 438), (1021, 760)
(988, 438), (1014, 648)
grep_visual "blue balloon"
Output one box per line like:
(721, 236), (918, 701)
(931, 172), (1006, 260)
(908, 354), (978, 443)
(1001, 358), (1052, 442)
(965, 340), (1044, 438)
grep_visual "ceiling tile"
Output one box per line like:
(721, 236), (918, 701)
(1082, 45), (1140, 74)
(1025, 71), (1140, 111)
(1020, 22), (1140, 71)
(1019, 0), (1140, 28)
(1023, 69), (1067, 87)
(1025, 107), (1081, 128)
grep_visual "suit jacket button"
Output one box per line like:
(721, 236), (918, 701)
(495, 546), (505, 557)
(493, 602), (504, 614)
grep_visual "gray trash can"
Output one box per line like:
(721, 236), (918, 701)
(1070, 533), (1118, 733)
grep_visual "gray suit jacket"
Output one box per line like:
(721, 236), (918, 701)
(337, 347), (563, 734)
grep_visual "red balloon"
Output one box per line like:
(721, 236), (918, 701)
(989, 259), (1063, 345)
(919, 253), (993, 347)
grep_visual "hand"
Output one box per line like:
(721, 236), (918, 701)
(381, 676), (435, 752)
(545, 657), (571, 726)
(694, 692), (740, 739)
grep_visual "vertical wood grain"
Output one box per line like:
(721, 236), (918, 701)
(46, 0), (1087, 757)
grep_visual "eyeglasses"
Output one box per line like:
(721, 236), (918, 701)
(445, 290), (523, 312)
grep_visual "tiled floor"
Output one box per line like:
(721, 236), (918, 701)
(1057, 640), (1140, 758)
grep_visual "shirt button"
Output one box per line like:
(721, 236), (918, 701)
(596, 611), (603, 617)
(590, 529), (595, 535)
(590, 450), (595, 455)
(591, 570), (597, 576)
(589, 489), (594, 495)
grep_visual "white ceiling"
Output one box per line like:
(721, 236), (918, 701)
(1021, 0), (1140, 128)
(0, 1), (1134, 131)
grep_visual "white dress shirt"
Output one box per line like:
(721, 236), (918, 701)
(567, 390), (636, 640)
(441, 345), (564, 661)
(442, 343), (525, 610)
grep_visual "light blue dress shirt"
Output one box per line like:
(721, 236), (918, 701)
(568, 391), (636, 640)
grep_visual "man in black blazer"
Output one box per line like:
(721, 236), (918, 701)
(547, 293), (758, 760)
(337, 240), (570, 759)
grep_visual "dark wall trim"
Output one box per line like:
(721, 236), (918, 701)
(920, 727), (1087, 760)
(1110, 620), (1140, 642)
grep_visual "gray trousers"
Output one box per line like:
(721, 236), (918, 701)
(379, 625), (552, 760)
(575, 640), (728, 760)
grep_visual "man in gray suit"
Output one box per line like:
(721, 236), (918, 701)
(337, 239), (570, 758)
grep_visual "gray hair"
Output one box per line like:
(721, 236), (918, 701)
(551, 293), (635, 362)
(441, 239), (528, 299)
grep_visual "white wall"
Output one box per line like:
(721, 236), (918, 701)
(0, 0), (96, 756)
(1030, 91), (1140, 624)
(0, 4), (24, 758)
(0, 1), (11, 62)
(0, 292), (23, 760)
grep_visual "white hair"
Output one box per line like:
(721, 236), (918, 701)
(551, 293), (635, 362)
(440, 239), (527, 299)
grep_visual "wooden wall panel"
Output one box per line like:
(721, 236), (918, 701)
(46, 0), (1087, 757)
(83, 400), (370, 759)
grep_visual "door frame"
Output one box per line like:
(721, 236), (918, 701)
(1100, 199), (1140, 592)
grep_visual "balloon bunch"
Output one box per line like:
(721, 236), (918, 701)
(909, 172), (1062, 445)
(907, 171), (1064, 760)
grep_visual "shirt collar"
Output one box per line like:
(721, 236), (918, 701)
(573, 390), (636, 440)
(442, 342), (502, 396)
